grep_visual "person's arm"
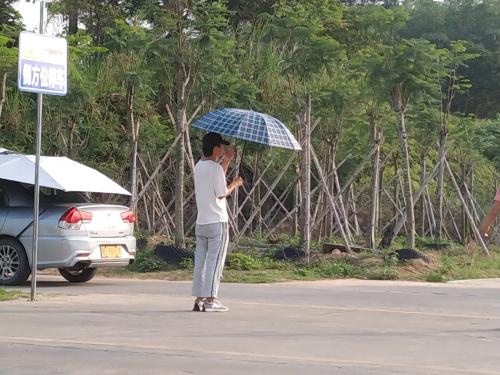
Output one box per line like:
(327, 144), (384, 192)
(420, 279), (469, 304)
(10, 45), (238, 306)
(214, 164), (243, 200)
(218, 177), (244, 199)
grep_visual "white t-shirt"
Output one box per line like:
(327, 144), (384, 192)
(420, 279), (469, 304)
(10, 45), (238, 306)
(194, 159), (228, 225)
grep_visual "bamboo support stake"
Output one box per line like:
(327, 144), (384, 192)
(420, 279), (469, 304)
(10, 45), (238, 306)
(383, 188), (405, 216)
(425, 188), (437, 238)
(444, 158), (489, 255)
(260, 179), (293, 218)
(135, 131), (183, 204)
(443, 195), (462, 242)
(294, 148), (376, 241)
(311, 147), (351, 252)
(233, 154), (277, 220)
(138, 175), (152, 232)
(311, 186), (322, 231)
(424, 192), (434, 238)
(332, 157), (353, 242)
(262, 181), (294, 226)
(338, 143), (379, 198)
(384, 158), (442, 247)
(236, 155), (296, 241)
(462, 180), (481, 226)
(350, 185), (361, 237)
(138, 155), (176, 229)
(268, 182), (324, 239)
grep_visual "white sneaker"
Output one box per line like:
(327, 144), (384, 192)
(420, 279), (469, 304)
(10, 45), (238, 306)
(203, 299), (229, 312)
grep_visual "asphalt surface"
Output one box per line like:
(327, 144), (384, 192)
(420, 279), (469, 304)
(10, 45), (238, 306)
(2, 275), (500, 374)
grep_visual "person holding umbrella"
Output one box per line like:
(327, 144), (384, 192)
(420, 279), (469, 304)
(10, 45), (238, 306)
(192, 132), (243, 312)
(191, 108), (301, 311)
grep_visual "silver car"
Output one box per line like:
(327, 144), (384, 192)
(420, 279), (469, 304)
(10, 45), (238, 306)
(0, 179), (136, 286)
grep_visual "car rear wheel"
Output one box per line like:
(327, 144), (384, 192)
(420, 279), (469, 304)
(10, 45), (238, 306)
(58, 267), (97, 283)
(0, 238), (31, 286)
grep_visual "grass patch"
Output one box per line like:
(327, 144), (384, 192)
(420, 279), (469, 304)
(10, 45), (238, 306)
(367, 267), (399, 280)
(126, 249), (176, 273)
(226, 252), (263, 271)
(0, 288), (20, 301)
(98, 238), (500, 284)
(223, 269), (294, 283)
(425, 271), (448, 283)
(426, 246), (500, 281)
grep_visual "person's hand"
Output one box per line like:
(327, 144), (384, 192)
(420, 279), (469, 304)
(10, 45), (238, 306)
(224, 145), (235, 161)
(232, 176), (244, 188)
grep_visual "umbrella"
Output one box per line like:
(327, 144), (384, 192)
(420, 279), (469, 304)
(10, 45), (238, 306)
(193, 108), (302, 151)
(0, 153), (130, 195)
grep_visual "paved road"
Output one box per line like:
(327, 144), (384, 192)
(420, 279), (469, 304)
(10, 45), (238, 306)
(2, 276), (500, 374)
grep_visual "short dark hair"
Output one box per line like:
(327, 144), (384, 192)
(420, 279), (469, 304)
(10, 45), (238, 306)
(201, 132), (229, 157)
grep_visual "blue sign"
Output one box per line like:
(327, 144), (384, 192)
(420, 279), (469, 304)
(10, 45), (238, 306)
(18, 32), (68, 96)
(19, 59), (66, 95)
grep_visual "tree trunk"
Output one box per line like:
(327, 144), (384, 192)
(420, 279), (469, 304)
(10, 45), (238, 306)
(393, 155), (399, 220)
(391, 86), (415, 248)
(299, 95), (312, 259)
(419, 151), (427, 237)
(0, 72), (7, 124)
(350, 184), (361, 236)
(174, 75), (187, 247)
(377, 158), (385, 235)
(68, 0), (79, 35)
(436, 67), (456, 240)
(126, 84), (139, 211)
(435, 127), (448, 240)
(293, 161), (300, 237)
(368, 113), (381, 249)
(461, 162), (469, 242)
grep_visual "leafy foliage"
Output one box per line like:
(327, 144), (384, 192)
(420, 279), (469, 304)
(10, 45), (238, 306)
(0, 0), (498, 242)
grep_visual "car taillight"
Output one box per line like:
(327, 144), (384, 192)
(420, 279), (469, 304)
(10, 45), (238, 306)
(59, 207), (93, 229)
(121, 210), (136, 223)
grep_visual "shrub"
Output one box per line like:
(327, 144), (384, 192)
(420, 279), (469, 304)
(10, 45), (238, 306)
(367, 267), (398, 280)
(315, 261), (362, 278)
(294, 267), (318, 279)
(226, 252), (262, 270)
(131, 258), (165, 273)
(425, 271), (447, 282)
(128, 249), (166, 273)
(179, 258), (194, 271)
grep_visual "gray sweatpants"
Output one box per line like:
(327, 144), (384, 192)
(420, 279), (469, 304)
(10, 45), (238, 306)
(192, 222), (229, 298)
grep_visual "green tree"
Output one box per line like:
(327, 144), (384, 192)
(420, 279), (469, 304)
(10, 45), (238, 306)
(146, 0), (236, 246)
(364, 39), (445, 248)
(0, 0), (22, 124)
(266, 0), (346, 252)
(434, 41), (478, 239)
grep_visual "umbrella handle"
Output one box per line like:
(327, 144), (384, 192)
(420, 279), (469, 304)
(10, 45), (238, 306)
(233, 140), (245, 178)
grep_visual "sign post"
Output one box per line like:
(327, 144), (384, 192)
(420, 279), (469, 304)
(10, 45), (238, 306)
(17, 1), (67, 301)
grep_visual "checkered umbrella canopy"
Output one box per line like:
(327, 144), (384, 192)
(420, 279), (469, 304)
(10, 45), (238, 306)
(193, 108), (301, 151)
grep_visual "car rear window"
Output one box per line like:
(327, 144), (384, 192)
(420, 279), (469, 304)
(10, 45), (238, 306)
(41, 190), (90, 203)
(21, 184), (90, 203)
(0, 189), (6, 207)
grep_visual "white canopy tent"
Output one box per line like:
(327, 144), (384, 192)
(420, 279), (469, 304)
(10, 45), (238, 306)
(0, 153), (130, 196)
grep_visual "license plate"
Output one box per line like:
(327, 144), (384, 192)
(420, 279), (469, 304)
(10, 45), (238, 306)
(100, 245), (122, 258)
